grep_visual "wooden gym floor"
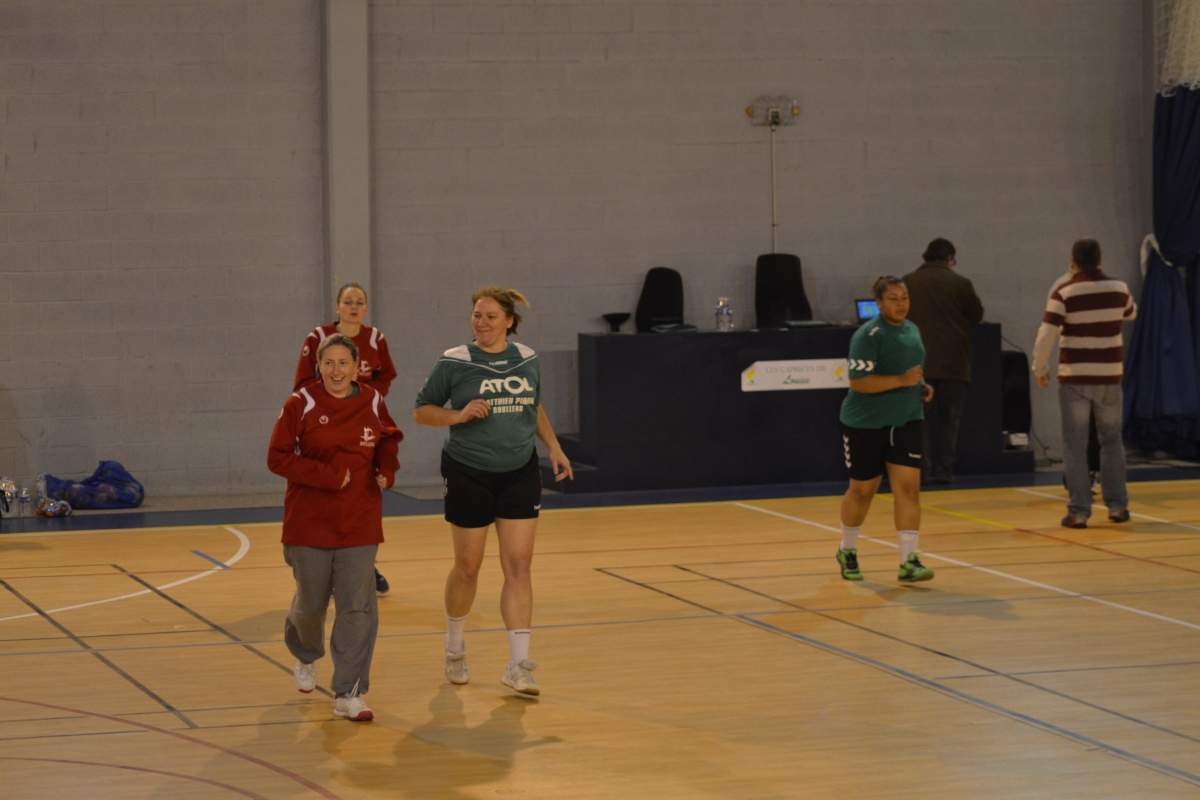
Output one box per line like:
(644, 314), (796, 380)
(2, 480), (1199, 799)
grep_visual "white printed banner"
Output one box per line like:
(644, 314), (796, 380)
(740, 359), (849, 392)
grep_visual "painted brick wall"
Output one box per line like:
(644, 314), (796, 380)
(371, 0), (1152, 483)
(0, 0), (325, 495)
(0, 1), (1152, 495)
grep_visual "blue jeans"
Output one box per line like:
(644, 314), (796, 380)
(1058, 383), (1127, 517)
(922, 379), (968, 481)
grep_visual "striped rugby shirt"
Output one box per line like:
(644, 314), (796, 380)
(1032, 269), (1137, 384)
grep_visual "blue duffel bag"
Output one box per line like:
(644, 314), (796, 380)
(42, 460), (145, 509)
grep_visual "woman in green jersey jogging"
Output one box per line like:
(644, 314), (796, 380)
(414, 286), (573, 697)
(835, 276), (936, 583)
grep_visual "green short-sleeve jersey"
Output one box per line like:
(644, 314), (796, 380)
(839, 317), (925, 429)
(415, 341), (541, 473)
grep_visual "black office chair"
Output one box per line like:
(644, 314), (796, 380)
(755, 253), (812, 328)
(635, 266), (684, 332)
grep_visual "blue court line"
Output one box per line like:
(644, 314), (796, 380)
(737, 614), (1200, 788)
(191, 550), (229, 569)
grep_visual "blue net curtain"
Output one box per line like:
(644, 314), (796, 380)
(1124, 1), (1200, 457)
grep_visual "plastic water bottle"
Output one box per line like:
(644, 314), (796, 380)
(17, 486), (31, 518)
(714, 297), (734, 331)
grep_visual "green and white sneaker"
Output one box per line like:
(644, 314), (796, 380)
(898, 553), (934, 582)
(836, 548), (863, 581)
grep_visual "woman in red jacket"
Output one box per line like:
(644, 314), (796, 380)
(269, 334), (401, 722)
(293, 282), (398, 596)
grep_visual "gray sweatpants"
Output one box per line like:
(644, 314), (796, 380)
(283, 543), (379, 696)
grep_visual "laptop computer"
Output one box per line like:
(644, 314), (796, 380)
(854, 298), (880, 323)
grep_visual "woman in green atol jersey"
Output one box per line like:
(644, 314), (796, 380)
(414, 286), (572, 697)
(834, 276), (936, 584)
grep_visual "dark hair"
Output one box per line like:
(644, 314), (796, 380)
(317, 333), (359, 364)
(1071, 239), (1102, 273)
(872, 275), (906, 300)
(922, 238), (956, 263)
(335, 282), (368, 305)
(333, 282), (368, 325)
(472, 286), (530, 334)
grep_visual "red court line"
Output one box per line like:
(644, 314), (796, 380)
(0, 756), (267, 798)
(0, 696), (343, 800)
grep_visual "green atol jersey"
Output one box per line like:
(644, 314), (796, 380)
(415, 341), (541, 472)
(839, 317), (926, 429)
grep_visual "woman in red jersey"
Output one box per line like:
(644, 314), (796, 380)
(269, 334), (401, 722)
(293, 282), (398, 595)
(293, 282), (397, 395)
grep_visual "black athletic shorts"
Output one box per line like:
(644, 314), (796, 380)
(441, 449), (542, 528)
(840, 419), (923, 481)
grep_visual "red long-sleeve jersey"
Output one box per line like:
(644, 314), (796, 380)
(292, 323), (397, 396)
(267, 381), (402, 549)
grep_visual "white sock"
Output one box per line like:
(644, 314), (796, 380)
(446, 614), (467, 655)
(840, 525), (860, 551)
(507, 629), (531, 664)
(898, 530), (918, 562)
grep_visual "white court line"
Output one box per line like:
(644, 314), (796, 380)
(0, 526), (251, 623)
(733, 501), (1200, 633)
(732, 502), (841, 533)
(1016, 487), (1200, 532)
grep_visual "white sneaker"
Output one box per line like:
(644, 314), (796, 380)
(445, 650), (469, 685)
(333, 695), (373, 722)
(294, 662), (315, 693)
(501, 659), (540, 696)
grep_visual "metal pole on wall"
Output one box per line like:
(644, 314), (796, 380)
(768, 121), (777, 253)
(745, 96), (800, 256)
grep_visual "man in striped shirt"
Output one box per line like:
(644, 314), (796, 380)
(1032, 239), (1137, 529)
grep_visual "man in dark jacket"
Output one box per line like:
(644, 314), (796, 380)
(903, 238), (984, 484)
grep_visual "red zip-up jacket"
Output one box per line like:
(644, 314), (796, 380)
(292, 323), (398, 396)
(267, 381), (402, 548)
